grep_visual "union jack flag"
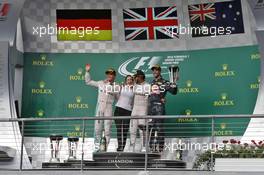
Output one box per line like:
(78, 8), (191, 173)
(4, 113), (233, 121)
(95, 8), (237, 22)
(123, 6), (179, 40)
(188, 0), (244, 37)
(189, 4), (216, 22)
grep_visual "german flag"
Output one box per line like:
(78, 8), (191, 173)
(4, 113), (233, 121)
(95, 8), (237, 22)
(56, 9), (112, 41)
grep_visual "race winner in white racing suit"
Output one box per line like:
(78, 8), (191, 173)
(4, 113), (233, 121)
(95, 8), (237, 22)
(85, 64), (118, 152)
(130, 70), (150, 152)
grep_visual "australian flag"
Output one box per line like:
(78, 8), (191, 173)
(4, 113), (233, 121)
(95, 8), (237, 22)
(188, 0), (245, 37)
(123, 6), (179, 40)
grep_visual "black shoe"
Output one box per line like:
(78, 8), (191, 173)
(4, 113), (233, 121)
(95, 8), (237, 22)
(117, 147), (123, 152)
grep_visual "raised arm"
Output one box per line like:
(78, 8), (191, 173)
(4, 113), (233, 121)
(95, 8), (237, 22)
(85, 72), (100, 88)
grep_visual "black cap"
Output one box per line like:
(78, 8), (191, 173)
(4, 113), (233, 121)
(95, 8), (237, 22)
(105, 68), (116, 75)
(134, 70), (145, 77)
(134, 70), (145, 80)
(151, 64), (161, 71)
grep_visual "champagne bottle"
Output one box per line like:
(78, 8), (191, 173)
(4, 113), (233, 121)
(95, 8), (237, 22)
(100, 130), (107, 152)
(153, 131), (159, 153)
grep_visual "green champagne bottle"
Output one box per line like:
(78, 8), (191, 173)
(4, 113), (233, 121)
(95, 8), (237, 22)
(100, 130), (107, 152)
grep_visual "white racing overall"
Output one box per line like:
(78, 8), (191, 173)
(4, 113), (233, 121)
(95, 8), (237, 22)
(85, 72), (117, 151)
(130, 82), (150, 152)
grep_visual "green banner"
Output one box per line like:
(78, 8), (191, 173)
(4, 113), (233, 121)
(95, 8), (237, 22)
(22, 45), (260, 137)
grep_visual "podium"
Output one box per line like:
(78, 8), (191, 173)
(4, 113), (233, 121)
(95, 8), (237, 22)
(42, 152), (186, 169)
(93, 152), (159, 168)
(0, 146), (16, 161)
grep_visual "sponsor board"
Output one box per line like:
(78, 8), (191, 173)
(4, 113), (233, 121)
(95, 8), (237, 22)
(22, 45), (260, 137)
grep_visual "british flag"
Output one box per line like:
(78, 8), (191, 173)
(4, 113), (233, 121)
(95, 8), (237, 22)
(189, 4), (216, 22)
(123, 6), (179, 40)
(188, 0), (244, 37)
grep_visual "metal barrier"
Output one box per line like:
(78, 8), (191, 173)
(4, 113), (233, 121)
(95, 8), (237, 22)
(0, 114), (264, 171)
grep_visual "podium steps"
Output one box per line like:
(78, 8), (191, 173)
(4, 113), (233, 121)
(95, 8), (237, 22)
(42, 152), (186, 169)
(0, 146), (16, 162)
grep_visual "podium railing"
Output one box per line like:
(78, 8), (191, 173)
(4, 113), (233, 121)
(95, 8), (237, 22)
(0, 114), (264, 171)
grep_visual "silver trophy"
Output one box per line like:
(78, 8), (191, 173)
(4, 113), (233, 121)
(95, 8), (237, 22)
(49, 134), (63, 163)
(168, 65), (179, 83)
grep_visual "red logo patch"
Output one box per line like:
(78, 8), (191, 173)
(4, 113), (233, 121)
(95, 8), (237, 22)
(0, 3), (10, 21)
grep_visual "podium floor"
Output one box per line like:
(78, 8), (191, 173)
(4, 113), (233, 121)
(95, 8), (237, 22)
(42, 152), (186, 169)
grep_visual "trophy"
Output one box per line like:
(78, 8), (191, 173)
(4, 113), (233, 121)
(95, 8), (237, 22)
(49, 134), (63, 163)
(168, 65), (179, 83)
(67, 137), (79, 161)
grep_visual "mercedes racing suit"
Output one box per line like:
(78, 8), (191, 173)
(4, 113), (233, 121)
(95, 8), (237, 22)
(85, 72), (117, 151)
(148, 76), (177, 151)
(130, 82), (150, 151)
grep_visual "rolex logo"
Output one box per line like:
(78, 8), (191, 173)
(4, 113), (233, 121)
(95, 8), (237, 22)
(77, 68), (83, 75)
(221, 93), (228, 100)
(68, 96), (88, 109)
(32, 54), (54, 66)
(250, 76), (260, 89)
(76, 96), (82, 103)
(69, 68), (85, 81)
(251, 53), (260, 60)
(179, 80), (199, 94)
(220, 123), (226, 130)
(214, 122), (232, 136)
(178, 110), (198, 123)
(74, 125), (81, 131)
(39, 81), (45, 89)
(37, 109), (44, 117)
(67, 124), (86, 137)
(215, 64), (235, 77)
(222, 64), (228, 71)
(41, 55), (46, 61)
(32, 81), (52, 95)
(185, 109), (192, 115)
(214, 92), (234, 107)
(186, 80), (192, 88)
